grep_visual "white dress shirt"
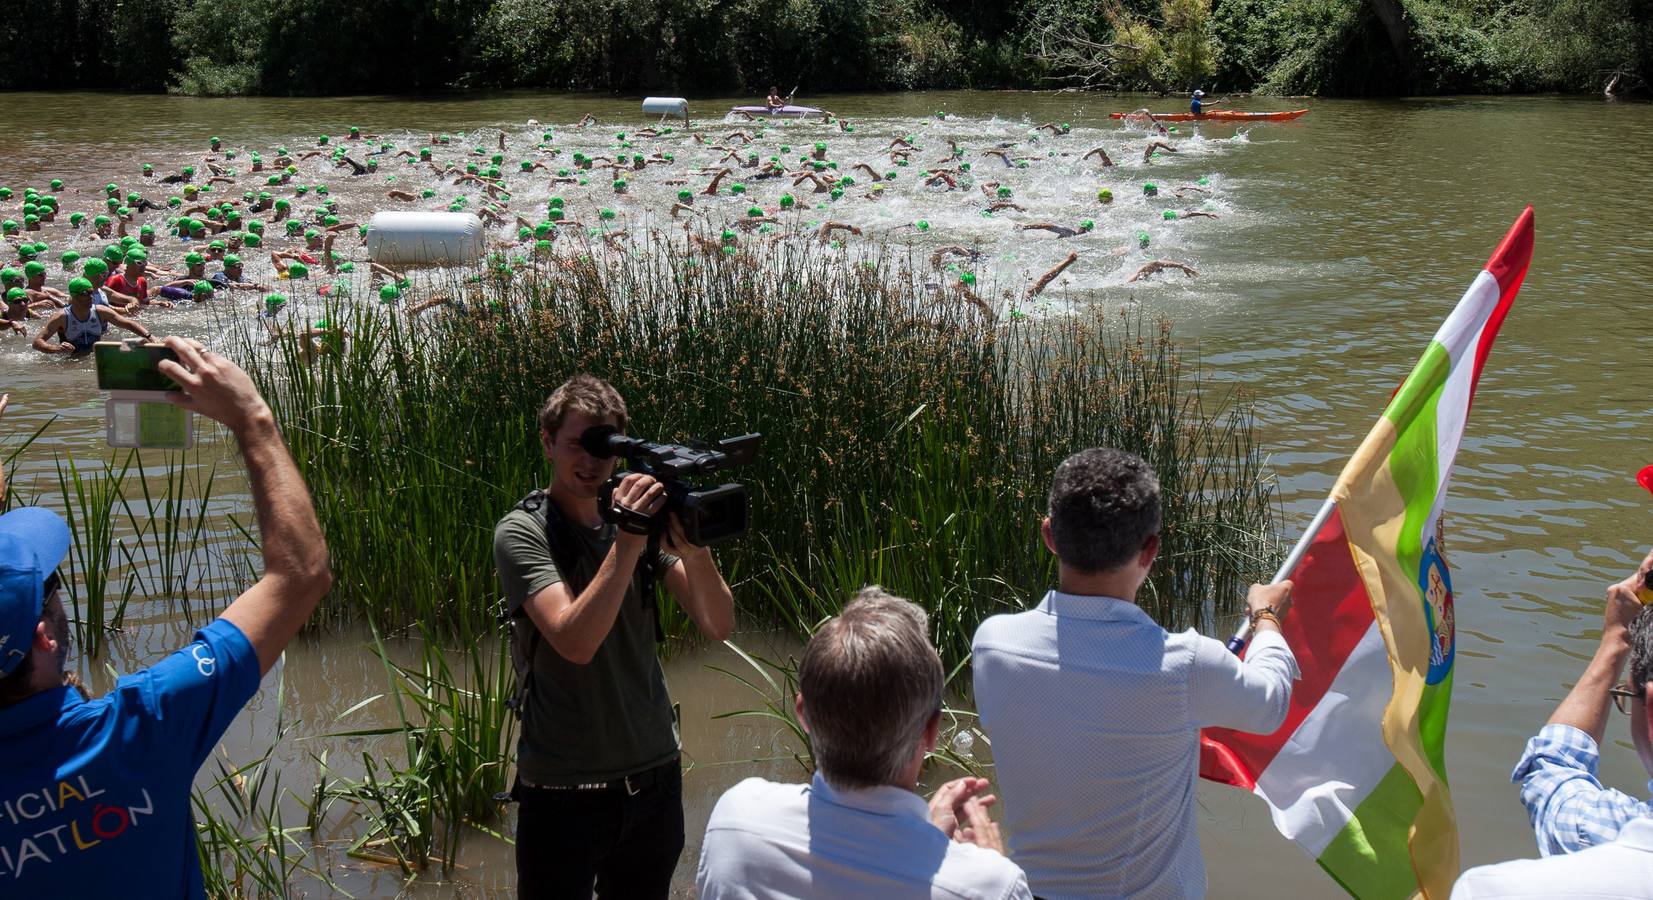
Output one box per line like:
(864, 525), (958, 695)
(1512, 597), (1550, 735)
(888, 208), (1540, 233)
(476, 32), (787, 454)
(697, 772), (1034, 900)
(971, 590), (1299, 899)
(1452, 817), (1653, 898)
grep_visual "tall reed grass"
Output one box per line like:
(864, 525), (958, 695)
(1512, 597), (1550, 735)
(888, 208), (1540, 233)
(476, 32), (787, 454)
(239, 240), (1280, 669)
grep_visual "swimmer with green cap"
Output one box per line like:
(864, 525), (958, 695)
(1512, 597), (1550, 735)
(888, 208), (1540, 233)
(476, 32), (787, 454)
(20, 260), (70, 306)
(32, 276), (153, 355)
(2, 286), (34, 331)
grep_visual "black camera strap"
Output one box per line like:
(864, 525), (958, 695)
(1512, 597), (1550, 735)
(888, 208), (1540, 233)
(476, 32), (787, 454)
(504, 490), (666, 722)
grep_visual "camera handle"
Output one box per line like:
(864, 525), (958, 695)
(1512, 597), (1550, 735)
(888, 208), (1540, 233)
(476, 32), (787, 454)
(607, 501), (657, 536)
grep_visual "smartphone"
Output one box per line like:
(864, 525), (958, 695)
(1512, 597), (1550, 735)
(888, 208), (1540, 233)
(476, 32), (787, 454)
(94, 340), (181, 392)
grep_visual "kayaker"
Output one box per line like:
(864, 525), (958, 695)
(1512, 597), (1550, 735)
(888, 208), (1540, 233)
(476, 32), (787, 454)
(1190, 89), (1224, 115)
(766, 86), (784, 110)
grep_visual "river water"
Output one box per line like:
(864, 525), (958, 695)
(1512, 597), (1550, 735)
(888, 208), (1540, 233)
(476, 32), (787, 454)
(1, 89), (1650, 897)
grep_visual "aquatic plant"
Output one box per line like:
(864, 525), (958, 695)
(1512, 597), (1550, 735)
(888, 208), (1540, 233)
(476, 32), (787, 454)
(238, 238), (1280, 672)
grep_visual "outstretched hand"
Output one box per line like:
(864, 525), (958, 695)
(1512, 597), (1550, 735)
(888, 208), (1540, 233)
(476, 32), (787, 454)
(1605, 546), (1653, 634)
(156, 337), (272, 435)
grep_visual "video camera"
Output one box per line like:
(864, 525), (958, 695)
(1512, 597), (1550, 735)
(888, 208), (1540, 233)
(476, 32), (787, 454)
(579, 425), (761, 547)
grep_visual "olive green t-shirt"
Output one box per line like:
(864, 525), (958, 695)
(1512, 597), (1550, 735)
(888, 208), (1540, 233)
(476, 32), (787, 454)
(493, 498), (680, 784)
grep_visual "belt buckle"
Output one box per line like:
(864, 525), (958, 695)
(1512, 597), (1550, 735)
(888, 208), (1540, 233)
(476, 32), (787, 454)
(624, 773), (640, 797)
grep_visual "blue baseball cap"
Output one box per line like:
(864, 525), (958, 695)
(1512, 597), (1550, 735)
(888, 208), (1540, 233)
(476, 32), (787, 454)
(0, 508), (72, 676)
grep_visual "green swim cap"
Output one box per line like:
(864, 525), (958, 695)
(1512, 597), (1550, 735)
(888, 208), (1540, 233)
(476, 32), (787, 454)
(1162, 209), (1177, 220)
(612, 179), (627, 190)
(302, 230), (317, 241)
(350, 126), (360, 135)
(101, 245), (123, 262)
(337, 261), (354, 273)
(318, 135), (329, 145)
(68, 277), (93, 295)
(379, 284), (400, 302)
(730, 183), (746, 195)
(105, 183), (119, 195)
(0, 221), (15, 233)
(142, 164), (153, 174)
(323, 215), (339, 226)
(264, 293), (287, 311)
(0, 268), (18, 286)
(1143, 182), (1158, 196)
(23, 261), (46, 277)
(916, 220), (929, 231)
(1079, 219), (1094, 230)
(4, 287), (23, 304)
(243, 232), (262, 247)
(193, 280), (214, 295)
(286, 220), (303, 234)
(49, 179), (63, 191)
(997, 186), (1012, 198)
(747, 205), (764, 217)
(779, 193), (795, 209)
(83, 258), (108, 277)
(60, 250), (81, 267)
(0, 188), (10, 200)
(815, 143), (826, 151)
(960, 272), (976, 285)
(720, 229), (737, 244)
(224, 254), (242, 267)
(185, 252), (205, 266)
(548, 196), (564, 208)
(140, 225), (155, 236)
(600, 208), (616, 221)
(676, 189), (693, 202)
(247, 219), (264, 233)
(288, 262), (309, 278)
(125, 248), (148, 263)
(1137, 231), (1151, 248)
(1098, 188), (1114, 203)
(68, 212), (85, 227)
(23, 215), (38, 225)
(188, 219), (206, 232)
(210, 239), (228, 250)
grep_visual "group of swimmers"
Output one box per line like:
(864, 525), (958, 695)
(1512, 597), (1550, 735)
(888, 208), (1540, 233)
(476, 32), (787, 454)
(0, 108), (1226, 358)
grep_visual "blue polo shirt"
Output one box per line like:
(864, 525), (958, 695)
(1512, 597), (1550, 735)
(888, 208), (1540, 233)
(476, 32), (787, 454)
(1190, 97), (1203, 114)
(0, 618), (259, 896)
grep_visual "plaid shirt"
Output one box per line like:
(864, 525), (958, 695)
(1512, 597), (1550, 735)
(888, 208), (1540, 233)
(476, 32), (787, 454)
(1513, 723), (1653, 856)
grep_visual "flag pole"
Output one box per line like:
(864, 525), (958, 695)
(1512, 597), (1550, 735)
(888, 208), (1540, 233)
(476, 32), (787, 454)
(1226, 497), (1336, 655)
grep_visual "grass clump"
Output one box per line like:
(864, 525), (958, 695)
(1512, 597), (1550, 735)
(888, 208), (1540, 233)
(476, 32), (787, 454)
(240, 240), (1280, 671)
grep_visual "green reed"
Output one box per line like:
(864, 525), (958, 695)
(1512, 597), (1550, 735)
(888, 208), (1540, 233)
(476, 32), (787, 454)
(238, 240), (1280, 671)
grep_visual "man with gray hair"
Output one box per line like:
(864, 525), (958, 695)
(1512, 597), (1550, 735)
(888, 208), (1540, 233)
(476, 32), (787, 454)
(972, 447), (1298, 899)
(697, 587), (1033, 899)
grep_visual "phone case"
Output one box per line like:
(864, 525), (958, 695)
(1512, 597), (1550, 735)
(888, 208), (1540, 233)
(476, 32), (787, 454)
(106, 391), (194, 449)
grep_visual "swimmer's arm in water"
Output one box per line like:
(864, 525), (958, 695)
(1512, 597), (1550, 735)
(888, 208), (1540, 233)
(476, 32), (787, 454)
(981, 149), (1014, 168)
(32, 312), (72, 354)
(1082, 147), (1115, 166)
(1021, 223), (1079, 238)
(1143, 141), (1179, 162)
(577, 114), (597, 127)
(988, 201), (1027, 212)
(387, 189), (416, 201)
(1128, 259), (1199, 282)
(817, 221), (862, 244)
(850, 163), (883, 182)
(702, 169), (734, 195)
(1178, 210), (1219, 219)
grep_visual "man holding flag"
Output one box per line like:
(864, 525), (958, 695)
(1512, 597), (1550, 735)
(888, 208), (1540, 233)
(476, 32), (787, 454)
(972, 448), (1299, 898)
(1200, 207), (1535, 899)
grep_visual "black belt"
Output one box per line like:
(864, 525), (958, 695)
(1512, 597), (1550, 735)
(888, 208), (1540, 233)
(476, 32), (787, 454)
(518, 757), (678, 796)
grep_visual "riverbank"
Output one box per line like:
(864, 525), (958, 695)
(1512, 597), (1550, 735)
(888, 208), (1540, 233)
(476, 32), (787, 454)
(2, 0), (1646, 99)
(1, 91), (1650, 895)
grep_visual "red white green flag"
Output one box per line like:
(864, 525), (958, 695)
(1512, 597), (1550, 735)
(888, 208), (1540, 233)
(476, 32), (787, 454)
(1199, 207), (1535, 899)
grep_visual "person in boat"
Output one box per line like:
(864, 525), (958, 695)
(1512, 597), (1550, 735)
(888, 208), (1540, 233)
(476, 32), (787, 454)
(1190, 89), (1225, 115)
(766, 86), (784, 110)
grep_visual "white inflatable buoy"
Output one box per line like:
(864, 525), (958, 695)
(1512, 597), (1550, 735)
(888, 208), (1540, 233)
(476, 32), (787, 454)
(365, 212), (485, 266)
(642, 96), (690, 123)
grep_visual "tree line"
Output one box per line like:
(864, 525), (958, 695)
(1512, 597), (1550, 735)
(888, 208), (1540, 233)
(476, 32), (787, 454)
(2, 0), (1646, 98)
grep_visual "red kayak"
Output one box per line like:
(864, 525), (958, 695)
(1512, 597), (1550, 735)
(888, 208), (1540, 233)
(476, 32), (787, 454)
(1109, 108), (1310, 122)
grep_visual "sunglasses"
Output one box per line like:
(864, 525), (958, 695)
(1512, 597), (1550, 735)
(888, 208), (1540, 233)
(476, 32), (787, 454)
(1611, 682), (1645, 716)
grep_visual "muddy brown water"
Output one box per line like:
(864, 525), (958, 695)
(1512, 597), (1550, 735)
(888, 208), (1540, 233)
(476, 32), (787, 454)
(1, 89), (1651, 897)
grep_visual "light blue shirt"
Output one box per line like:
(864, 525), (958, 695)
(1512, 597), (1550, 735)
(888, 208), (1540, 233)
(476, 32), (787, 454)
(1513, 722), (1653, 857)
(972, 590), (1298, 900)
(697, 772), (1033, 900)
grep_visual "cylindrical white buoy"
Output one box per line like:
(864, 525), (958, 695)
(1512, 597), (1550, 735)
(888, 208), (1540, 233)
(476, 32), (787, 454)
(365, 212), (485, 266)
(642, 96), (690, 123)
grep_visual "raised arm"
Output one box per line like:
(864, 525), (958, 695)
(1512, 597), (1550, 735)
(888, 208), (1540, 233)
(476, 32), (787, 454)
(158, 337), (330, 675)
(1547, 552), (1651, 744)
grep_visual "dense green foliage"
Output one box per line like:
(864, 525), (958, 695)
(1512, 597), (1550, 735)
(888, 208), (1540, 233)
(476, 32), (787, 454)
(0, 0), (1645, 98)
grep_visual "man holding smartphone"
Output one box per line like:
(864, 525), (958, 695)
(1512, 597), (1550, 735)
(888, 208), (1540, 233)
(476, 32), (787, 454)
(0, 338), (331, 896)
(493, 374), (735, 899)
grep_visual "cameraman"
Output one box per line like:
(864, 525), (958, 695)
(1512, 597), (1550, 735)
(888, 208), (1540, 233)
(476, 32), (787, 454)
(493, 374), (734, 899)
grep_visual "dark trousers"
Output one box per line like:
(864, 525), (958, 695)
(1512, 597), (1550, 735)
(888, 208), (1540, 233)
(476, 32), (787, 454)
(513, 762), (685, 900)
